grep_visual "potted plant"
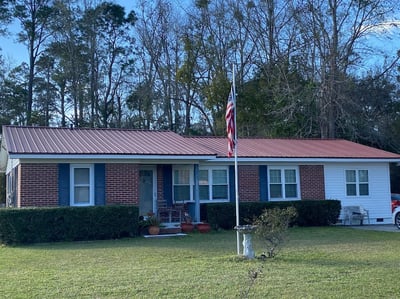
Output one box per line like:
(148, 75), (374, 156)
(146, 212), (161, 235)
(181, 212), (194, 233)
(196, 222), (211, 233)
(138, 216), (149, 236)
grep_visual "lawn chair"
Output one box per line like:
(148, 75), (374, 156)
(342, 206), (370, 225)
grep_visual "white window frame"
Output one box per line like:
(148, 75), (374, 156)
(199, 166), (229, 202)
(172, 165), (230, 203)
(345, 169), (369, 197)
(173, 165), (193, 203)
(70, 164), (94, 206)
(268, 166), (300, 201)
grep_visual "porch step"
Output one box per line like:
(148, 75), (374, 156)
(144, 233), (187, 238)
(160, 226), (182, 234)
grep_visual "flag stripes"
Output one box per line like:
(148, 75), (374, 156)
(225, 86), (235, 157)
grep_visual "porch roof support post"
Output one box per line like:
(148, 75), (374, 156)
(193, 164), (200, 222)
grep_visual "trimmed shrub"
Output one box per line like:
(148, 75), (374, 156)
(0, 205), (139, 245)
(205, 200), (341, 229)
(200, 204), (208, 222)
(206, 203), (236, 229)
(293, 200), (341, 226)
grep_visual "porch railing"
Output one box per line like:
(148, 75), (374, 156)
(157, 206), (184, 224)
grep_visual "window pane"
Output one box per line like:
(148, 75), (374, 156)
(199, 170), (208, 185)
(200, 185), (209, 200)
(174, 169), (190, 184)
(74, 186), (89, 203)
(270, 184), (282, 198)
(346, 184), (356, 196)
(359, 170), (368, 183)
(212, 170), (227, 184)
(173, 170), (180, 184)
(359, 184), (369, 196)
(174, 186), (190, 201)
(75, 168), (89, 184)
(346, 170), (356, 182)
(270, 170), (281, 183)
(284, 169), (296, 183)
(212, 185), (228, 200)
(285, 184), (297, 198)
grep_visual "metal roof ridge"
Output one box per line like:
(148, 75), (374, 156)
(3, 125), (173, 133)
(184, 135), (346, 141)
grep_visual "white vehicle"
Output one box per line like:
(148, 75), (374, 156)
(393, 207), (400, 229)
(392, 194), (400, 229)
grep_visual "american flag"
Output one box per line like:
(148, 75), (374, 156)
(225, 86), (235, 157)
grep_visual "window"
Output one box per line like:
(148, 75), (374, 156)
(346, 170), (369, 196)
(199, 168), (229, 201)
(269, 167), (299, 200)
(70, 164), (94, 206)
(199, 169), (209, 200)
(173, 167), (192, 202)
(173, 166), (229, 203)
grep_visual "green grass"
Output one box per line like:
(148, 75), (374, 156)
(1, 227), (399, 298)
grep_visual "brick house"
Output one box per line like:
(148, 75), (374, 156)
(1, 125), (400, 224)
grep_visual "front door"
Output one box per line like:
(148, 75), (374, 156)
(139, 167), (157, 216)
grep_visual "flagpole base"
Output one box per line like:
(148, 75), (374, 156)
(235, 225), (256, 259)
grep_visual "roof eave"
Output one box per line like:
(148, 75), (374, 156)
(213, 157), (400, 163)
(7, 154), (400, 164)
(9, 153), (217, 161)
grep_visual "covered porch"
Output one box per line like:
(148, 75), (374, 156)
(139, 163), (230, 231)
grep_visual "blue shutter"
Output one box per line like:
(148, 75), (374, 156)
(259, 165), (268, 201)
(95, 164), (106, 206)
(229, 165), (235, 203)
(163, 164), (173, 207)
(58, 164), (70, 206)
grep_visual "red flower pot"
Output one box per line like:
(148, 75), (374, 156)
(196, 223), (211, 233)
(148, 226), (160, 235)
(181, 222), (194, 233)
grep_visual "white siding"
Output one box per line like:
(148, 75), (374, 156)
(324, 163), (392, 224)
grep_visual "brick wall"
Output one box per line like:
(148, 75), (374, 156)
(106, 164), (139, 205)
(157, 165), (165, 208)
(238, 165), (260, 202)
(300, 165), (325, 200)
(18, 163), (59, 207)
(15, 162), (326, 208)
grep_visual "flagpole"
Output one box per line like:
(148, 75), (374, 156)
(233, 65), (240, 256)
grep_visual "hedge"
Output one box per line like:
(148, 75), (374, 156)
(0, 205), (139, 245)
(205, 200), (341, 229)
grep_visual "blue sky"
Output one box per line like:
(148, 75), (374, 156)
(0, 1), (399, 71)
(0, 21), (27, 65)
(0, 0), (136, 66)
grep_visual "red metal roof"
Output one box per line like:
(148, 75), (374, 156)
(188, 136), (400, 159)
(3, 125), (400, 159)
(3, 126), (216, 156)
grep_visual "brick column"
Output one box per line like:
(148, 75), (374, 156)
(300, 165), (325, 200)
(238, 165), (260, 202)
(19, 164), (58, 207)
(106, 164), (139, 205)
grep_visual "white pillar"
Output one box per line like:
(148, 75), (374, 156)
(193, 164), (200, 222)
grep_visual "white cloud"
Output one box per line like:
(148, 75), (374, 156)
(364, 20), (400, 35)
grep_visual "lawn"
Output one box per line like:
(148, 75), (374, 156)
(1, 226), (399, 298)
